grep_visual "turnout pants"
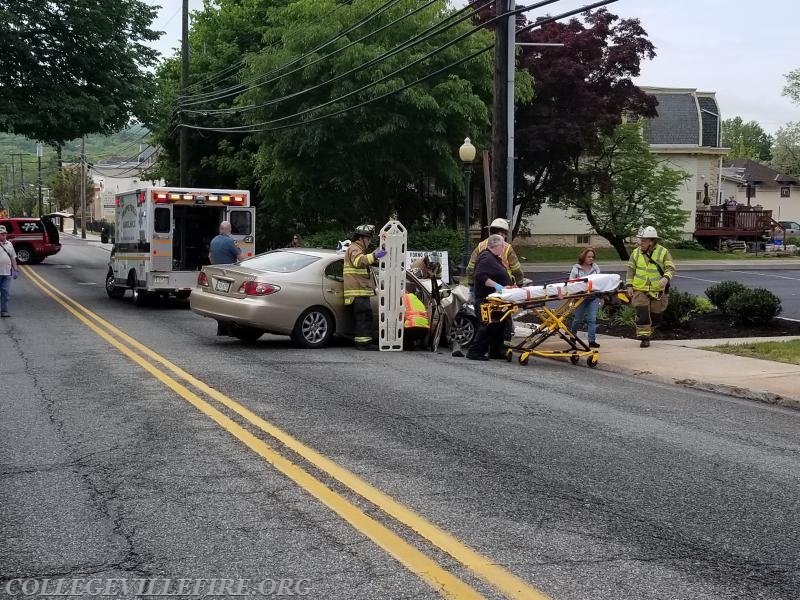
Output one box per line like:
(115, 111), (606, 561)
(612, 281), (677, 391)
(632, 290), (668, 339)
(351, 296), (374, 346)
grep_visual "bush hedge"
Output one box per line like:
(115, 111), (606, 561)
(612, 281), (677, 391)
(724, 288), (782, 325)
(705, 281), (748, 313)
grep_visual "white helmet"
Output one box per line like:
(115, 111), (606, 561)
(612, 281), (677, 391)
(638, 226), (659, 239)
(336, 240), (351, 252)
(490, 218), (509, 232)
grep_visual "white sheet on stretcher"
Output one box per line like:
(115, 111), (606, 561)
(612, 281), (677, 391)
(488, 273), (621, 303)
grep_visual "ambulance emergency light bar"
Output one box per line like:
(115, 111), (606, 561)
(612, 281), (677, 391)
(151, 191), (246, 205)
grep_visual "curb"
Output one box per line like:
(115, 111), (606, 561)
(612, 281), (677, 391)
(598, 362), (800, 411)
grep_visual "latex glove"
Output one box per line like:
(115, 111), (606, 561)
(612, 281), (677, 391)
(11, 269), (19, 280)
(659, 277), (669, 290)
(373, 248), (387, 259)
(493, 282), (504, 293)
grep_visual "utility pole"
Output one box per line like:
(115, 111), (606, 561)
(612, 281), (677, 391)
(491, 0), (510, 225)
(80, 135), (86, 238)
(36, 143), (43, 217)
(505, 0), (516, 242)
(179, 0), (189, 186)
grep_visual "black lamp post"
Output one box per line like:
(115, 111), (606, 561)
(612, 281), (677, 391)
(459, 137), (476, 273)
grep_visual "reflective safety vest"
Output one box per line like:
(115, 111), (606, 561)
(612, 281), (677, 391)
(465, 239), (523, 286)
(626, 244), (675, 296)
(343, 241), (377, 305)
(403, 293), (429, 329)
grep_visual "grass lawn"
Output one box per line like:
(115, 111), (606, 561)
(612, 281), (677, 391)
(701, 339), (800, 365)
(514, 246), (789, 263)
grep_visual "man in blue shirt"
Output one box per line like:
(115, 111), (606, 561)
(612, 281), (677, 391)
(209, 221), (242, 264)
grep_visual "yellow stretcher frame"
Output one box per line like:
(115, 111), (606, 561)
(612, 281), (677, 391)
(479, 286), (629, 367)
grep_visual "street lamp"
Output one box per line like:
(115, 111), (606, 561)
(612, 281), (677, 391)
(459, 137), (476, 273)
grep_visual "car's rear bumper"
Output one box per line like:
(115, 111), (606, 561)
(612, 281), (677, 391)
(189, 286), (292, 334)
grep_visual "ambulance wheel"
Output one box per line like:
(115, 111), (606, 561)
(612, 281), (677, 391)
(518, 353), (529, 366)
(105, 270), (126, 299)
(291, 307), (334, 349)
(570, 354), (580, 365)
(587, 354), (599, 368)
(132, 287), (150, 307)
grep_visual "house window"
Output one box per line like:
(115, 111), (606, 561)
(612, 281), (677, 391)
(576, 234), (590, 244)
(781, 187), (791, 198)
(696, 191), (703, 201)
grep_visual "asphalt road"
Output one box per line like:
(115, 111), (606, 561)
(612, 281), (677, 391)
(526, 268), (800, 320)
(2, 236), (800, 600)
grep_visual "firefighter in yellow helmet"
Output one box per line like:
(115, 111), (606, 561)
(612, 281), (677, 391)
(344, 224), (385, 350)
(465, 218), (524, 355)
(625, 226), (676, 347)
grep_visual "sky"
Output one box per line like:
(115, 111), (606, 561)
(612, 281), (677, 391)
(146, 0), (799, 134)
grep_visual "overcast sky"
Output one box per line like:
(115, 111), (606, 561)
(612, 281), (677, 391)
(147, 0), (798, 134)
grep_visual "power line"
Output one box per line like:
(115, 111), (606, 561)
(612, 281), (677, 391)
(182, 0), (618, 134)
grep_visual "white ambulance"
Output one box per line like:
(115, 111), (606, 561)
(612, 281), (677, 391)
(105, 187), (255, 304)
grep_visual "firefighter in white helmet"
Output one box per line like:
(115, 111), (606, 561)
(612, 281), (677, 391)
(464, 218), (524, 356)
(625, 226), (676, 347)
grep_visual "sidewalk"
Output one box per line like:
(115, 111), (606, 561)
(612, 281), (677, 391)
(513, 329), (800, 410)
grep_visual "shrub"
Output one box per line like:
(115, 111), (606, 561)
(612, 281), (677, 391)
(407, 228), (465, 262)
(693, 296), (714, 315)
(662, 288), (698, 328)
(705, 281), (748, 313)
(724, 288), (782, 325)
(671, 239), (706, 251)
(610, 304), (636, 327)
(304, 229), (350, 249)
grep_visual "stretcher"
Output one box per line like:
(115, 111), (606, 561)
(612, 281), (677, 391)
(478, 273), (628, 367)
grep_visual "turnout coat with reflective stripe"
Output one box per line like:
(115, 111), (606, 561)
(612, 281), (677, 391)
(343, 241), (376, 304)
(465, 239), (524, 286)
(625, 244), (675, 295)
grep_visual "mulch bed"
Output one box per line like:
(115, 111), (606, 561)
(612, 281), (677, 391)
(595, 311), (800, 340)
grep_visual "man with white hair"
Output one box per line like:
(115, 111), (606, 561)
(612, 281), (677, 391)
(209, 220), (242, 265)
(466, 234), (511, 361)
(0, 225), (19, 317)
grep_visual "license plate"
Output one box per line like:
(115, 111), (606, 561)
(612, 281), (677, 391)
(215, 280), (231, 293)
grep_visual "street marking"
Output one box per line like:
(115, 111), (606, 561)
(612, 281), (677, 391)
(674, 274), (720, 284)
(22, 266), (551, 600)
(729, 270), (800, 281)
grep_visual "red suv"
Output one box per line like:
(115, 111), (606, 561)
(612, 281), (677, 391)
(0, 217), (62, 264)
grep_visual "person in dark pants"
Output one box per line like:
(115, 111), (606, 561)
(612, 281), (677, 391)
(344, 224), (386, 350)
(466, 234), (511, 361)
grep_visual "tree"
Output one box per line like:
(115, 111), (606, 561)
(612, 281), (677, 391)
(551, 121), (689, 260)
(48, 166), (92, 230)
(721, 117), (773, 162)
(0, 0), (160, 146)
(512, 9), (658, 236)
(771, 121), (800, 177)
(150, 0), (498, 248)
(784, 68), (800, 104)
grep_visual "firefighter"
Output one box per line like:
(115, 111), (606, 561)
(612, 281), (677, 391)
(344, 224), (386, 350)
(465, 218), (524, 355)
(402, 289), (430, 350)
(625, 226), (676, 348)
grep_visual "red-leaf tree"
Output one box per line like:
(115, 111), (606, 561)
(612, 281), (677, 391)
(513, 9), (657, 235)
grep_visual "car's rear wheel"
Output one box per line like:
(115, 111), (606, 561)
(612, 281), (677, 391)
(14, 244), (34, 265)
(450, 314), (477, 347)
(106, 270), (126, 299)
(291, 307), (334, 349)
(230, 325), (264, 343)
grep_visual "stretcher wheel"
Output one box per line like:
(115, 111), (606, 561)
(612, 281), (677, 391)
(519, 353), (529, 366)
(569, 354), (580, 365)
(505, 349), (513, 362)
(587, 354), (599, 368)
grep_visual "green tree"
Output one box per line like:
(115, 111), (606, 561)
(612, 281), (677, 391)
(784, 68), (800, 104)
(721, 117), (773, 162)
(550, 121), (689, 259)
(0, 0), (160, 147)
(48, 166), (92, 232)
(771, 121), (800, 177)
(149, 0), (498, 248)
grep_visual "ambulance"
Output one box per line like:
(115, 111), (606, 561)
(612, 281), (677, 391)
(105, 187), (255, 304)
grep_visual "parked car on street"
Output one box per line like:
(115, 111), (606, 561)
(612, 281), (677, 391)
(0, 216), (61, 264)
(189, 248), (477, 348)
(778, 221), (800, 237)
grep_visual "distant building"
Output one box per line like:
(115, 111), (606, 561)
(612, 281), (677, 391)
(524, 87), (729, 246)
(89, 145), (164, 221)
(721, 159), (800, 222)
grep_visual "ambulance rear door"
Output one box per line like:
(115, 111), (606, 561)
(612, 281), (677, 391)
(226, 207), (256, 260)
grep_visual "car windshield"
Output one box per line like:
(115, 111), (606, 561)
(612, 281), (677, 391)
(240, 250), (321, 273)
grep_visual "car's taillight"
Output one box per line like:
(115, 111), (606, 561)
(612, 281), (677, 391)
(197, 272), (209, 286)
(239, 281), (280, 296)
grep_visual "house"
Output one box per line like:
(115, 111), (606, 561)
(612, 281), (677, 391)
(89, 146), (163, 221)
(523, 87), (729, 246)
(720, 159), (800, 222)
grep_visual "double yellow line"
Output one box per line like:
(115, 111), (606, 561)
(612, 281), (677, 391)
(21, 267), (551, 600)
